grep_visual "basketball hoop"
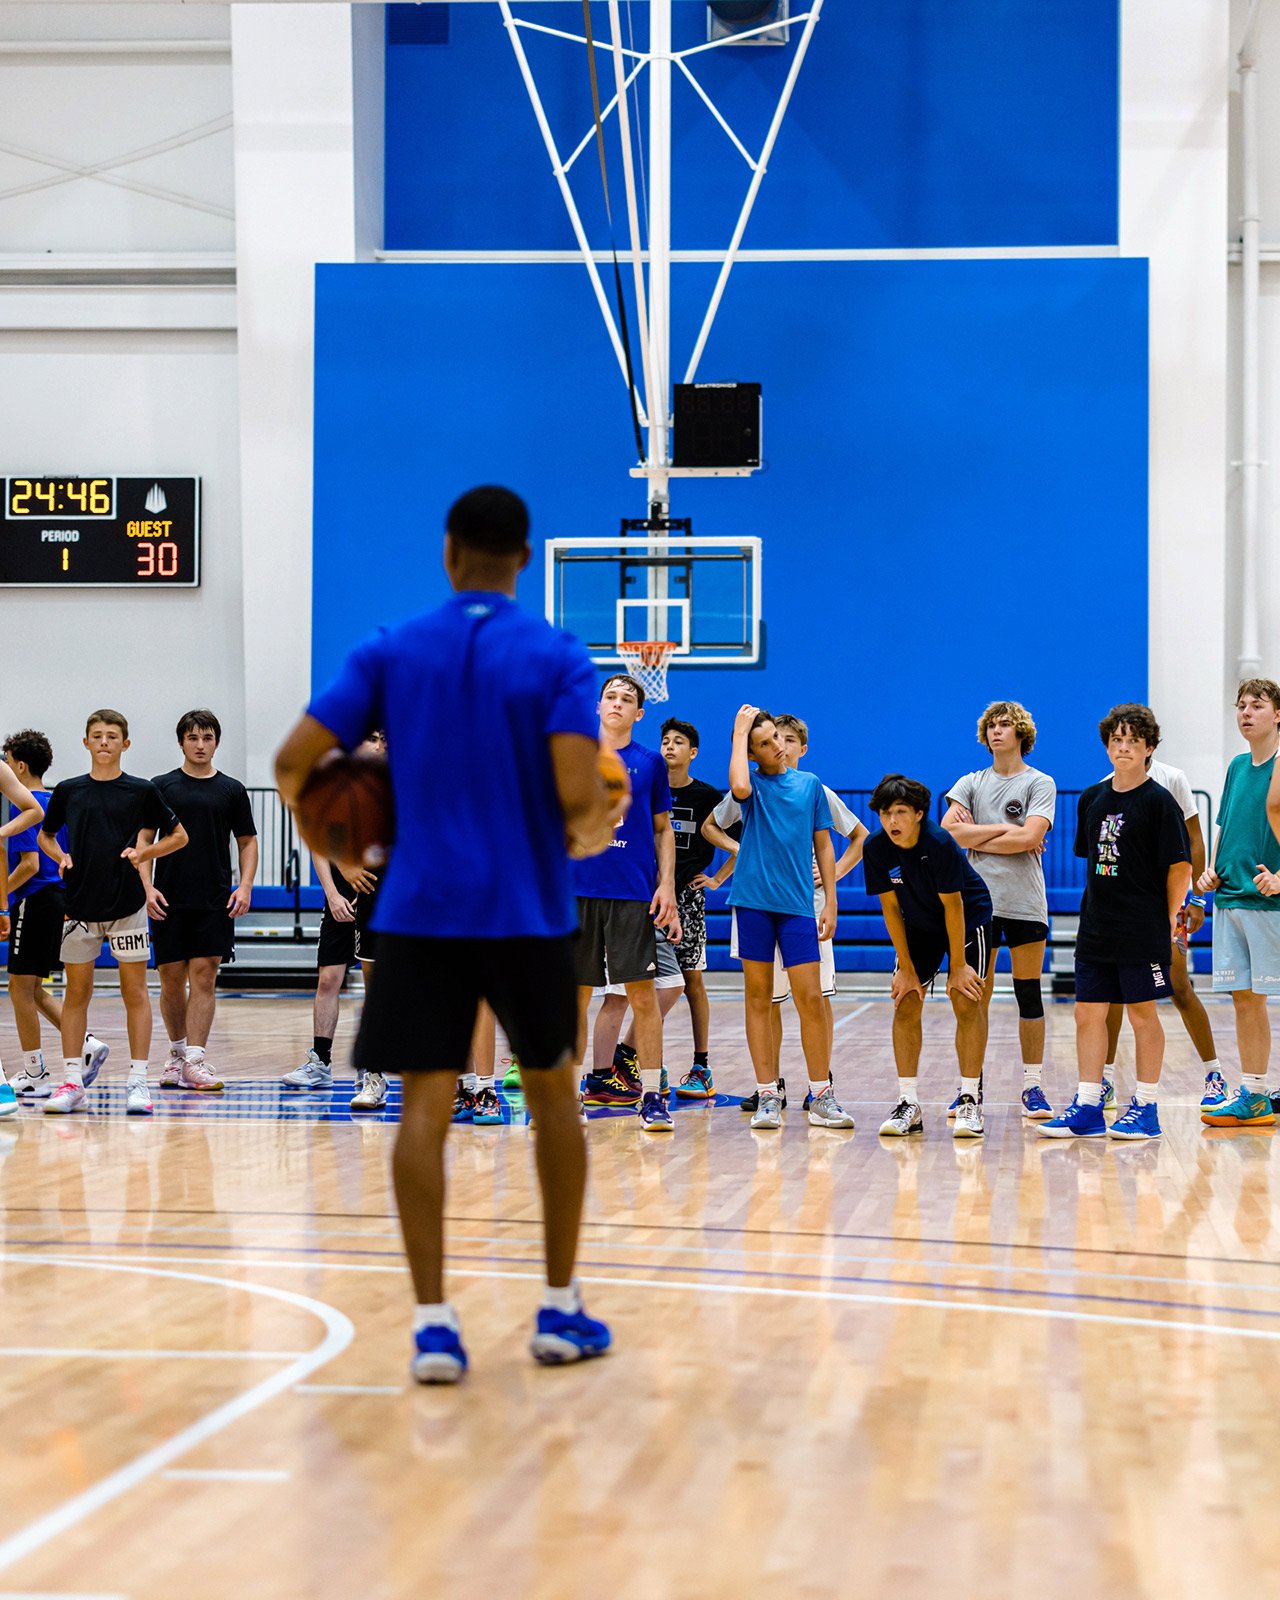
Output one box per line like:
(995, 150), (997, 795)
(618, 640), (677, 703)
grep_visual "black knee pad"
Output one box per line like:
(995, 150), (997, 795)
(1013, 977), (1044, 1020)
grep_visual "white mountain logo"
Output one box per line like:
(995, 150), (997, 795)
(144, 484), (167, 514)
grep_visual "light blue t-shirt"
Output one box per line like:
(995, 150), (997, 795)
(307, 591), (598, 940)
(729, 767), (833, 918)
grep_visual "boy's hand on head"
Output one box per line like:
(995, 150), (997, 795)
(733, 704), (760, 734)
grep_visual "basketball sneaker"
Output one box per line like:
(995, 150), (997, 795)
(8, 1067), (51, 1099)
(947, 1075), (983, 1119)
(44, 1082), (87, 1115)
(1101, 1076), (1115, 1110)
(1020, 1084), (1054, 1120)
(411, 1320), (468, 1385)
(501, 1057), (522, 1090)
(659, 1065), (669, 1098)
(952, 1094), (984, 1138)
(802, 1070), (836, 1112)
(281, 1051), (332, 1090)
(0, 1083), (17, 1118)
(1200, 1087), (1275, 1128)
(878, 1098), (923, 1137)
(750, 1089), (784, 1129)
(807, 1086), (855, 1129)
(452, 1085), (478, 1123)
(741, 1076), (786, 1115)
(179, 1057), (224, 1093)
(351, 1070), (388, 1112)
(1108, 1096), (1162, 1140)
(473, 1085), (504, 1125)
(638, 1090), (673, 1132)
(613, 1042), (638, 1075)
(581, 1066), (641, 1107)
(126, 1078), (154, 1116)
(676, 1063), (715, 1100)
(1199, 1070), (1229, 1109)
(159, 1046), (186, 1089)
(82, 1035), (109, 1088)
(1037, 1096), (1106, 1139)
(531, 1301), (612, 1365)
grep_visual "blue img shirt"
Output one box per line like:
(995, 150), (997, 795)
(862, 819), (994, 935)
(572, 741), (672, 903)
(7, 789), (64, 904)
(307, 591), (599, 940)
(729, 768), (834, 918)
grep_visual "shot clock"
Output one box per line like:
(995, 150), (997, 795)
(2, 477), (201, 587)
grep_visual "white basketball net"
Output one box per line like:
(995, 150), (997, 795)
(618, 640), (677, 703)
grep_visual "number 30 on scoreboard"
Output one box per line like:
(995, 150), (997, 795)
(0, 477), (200, 588)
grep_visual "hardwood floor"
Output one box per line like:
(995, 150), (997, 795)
(1, 987), (1278, 1599)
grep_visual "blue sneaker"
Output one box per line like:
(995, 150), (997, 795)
(411, 1320), (468, 1384)
(1109, 1096), (1162, 1141)
(473, 1085), (504, 1125)
(1020, 1084), (1053, 1121)
(1201, 1087), (1276, 1128)
(638, 1090), (673, 1133)
(947, 1075), (983, 1120)
(1101, 1076), (1115, 1110)
(1038, 1096), (1107, 1139)
(451, 1085), (477, 1124)
(1199, 1070), (1229, 1109)
(531, 1302), (612, 1365)
(0, 1083), (18, 1118)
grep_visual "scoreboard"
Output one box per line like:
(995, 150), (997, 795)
(1, 477), (201, 587)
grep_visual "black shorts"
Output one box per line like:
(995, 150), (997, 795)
(575, 896), (657, 987)
(1075, 958), (1172, 1004)
(354, 933), (578, 1075)
(151, 906), (235, 965)
(317, 892), (377, 968)
(991, 915), (1049, 949)
(7, 885), (65, 977)
(903, 921), (993, 989)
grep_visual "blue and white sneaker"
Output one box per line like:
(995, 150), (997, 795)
(1200, 1070), (1228, 1109)
(1020, 1084), (1053, 1121)
(1109, 1096), (1162, 1141)
(638, 1091), (673, 1133)
(411, 1320), (468, 1384)
(531, 1301), (612, 1365)
(0, 1083), (18, 1118)
(1038, 1096), (1107, 1139)
(947, 1076), (983, 1120)
(82, 1035), (109, 1088)
(1101, 1076), (1115, 1110)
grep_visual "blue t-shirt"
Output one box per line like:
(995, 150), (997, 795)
(7, 789), (64, 904)
(572, 741), (672, 903)
(862, 819), (994, 934)
(307, 591), (598, 940)
(729, 767), (833, 918)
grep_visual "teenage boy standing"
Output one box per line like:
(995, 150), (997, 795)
(146, 708), (258, 1094)
(864, 776), (993, 1140)
(1198, 679), (1280, 1128)
(1039, 704), (1191, 1142)
(38, 710), (188, 1116)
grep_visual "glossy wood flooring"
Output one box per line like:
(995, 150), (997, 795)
(1, 988), (1279, 1600)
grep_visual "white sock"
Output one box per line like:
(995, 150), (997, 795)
(898, 1077), (919, 1103)
(461, 1071), (479, 1091)
(413, 1302), (457, 1331)
(958, 1082), (980, 1101)
(1135, 1084), (1158, 1106)
(1023, 1064), (1043, 1086)
(128, 1059), (148, 1083)
(759, 1079), (779, 1097)
(475, 1074), (494, 1090)
(63, 1057), (84, 1088)
(25, 1050), (42, 1073)
(1202, 1058), (1221, 1076)
(640, 1069), (662, 1093)
(542, 1281), (580, 1314)
(186, 1046), (205, 1065)
(808, 1079), (830, 1100)
(1077, 1081), (1103, 1106)
(168, 1037), (188, 1058)
(1242, 1072), (1267, 1095)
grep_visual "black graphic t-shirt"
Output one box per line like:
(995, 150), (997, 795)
(670, 777), (724, 891)
(42, 772), (178, 922)
(152, 769), (257, 910)
(862, 819), (993, 936)
(1073, 778), (1191, 965)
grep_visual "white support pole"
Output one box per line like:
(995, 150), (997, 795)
(608, 0), (655, 444)
(647, 0), (672, 515)
(684, 0), (824, 386)
(498, 0), (647, 423)
(1238, 0), (1264, 678)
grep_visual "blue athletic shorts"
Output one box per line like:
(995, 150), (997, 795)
(734, 906), (820, 969)
(1075, 958), (1171, 1004)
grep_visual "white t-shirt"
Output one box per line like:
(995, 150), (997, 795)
(1098, 758), (1196, 822)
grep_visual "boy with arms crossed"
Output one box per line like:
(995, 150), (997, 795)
(38, 710), (188, 1116)
(1198, 679), (1280, 1127)
(3, 730), (109, 1103)
(727, 705), (851, 1131)
(145, 709), (258, 1094)
(864, 776), (992, 1139)
(942, 700), (1056, 1119)
(1039, 705), (1191, 1142)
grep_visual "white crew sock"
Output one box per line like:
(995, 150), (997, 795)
(759, 1079), (780, 1098)
(1023, 1064), (1043, 1086)
(414, 1302), (458, 1331)
(1242, 1072), (1267, 1096)
(1202, 1058), (1222, 1076)
(186, 1046), (205, 1065)
(808, 1079), (830, 1100)
(63, 1057), (84, 1088)
(25, 1050), (43, 1073)
(640, 1069), (662, 1093)
(168, 1037), (188, 1057)
(1077, 1081), (1103, 1106)
(898, 1077), (919, 1104)
(542, 1281), (580, 1314)
(128, 1059), (148, 1083)
(1135, 1083), (1158, 1106)
(461, 1071), (479, 1092)
(475, 1074), (494, 1090)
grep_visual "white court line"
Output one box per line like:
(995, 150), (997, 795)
(0, 1347), (303, 1361)
(832, 1001), (873, 1032)
(0, 1256), (353, 1577)
(294, 1384), (400, 1395)
(163, 1469), (290, 1483)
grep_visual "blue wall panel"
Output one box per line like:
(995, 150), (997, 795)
(385, 1), (1118, 250)
(313, 257), (1146, 796)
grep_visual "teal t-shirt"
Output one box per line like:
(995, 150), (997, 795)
(1215, 751), (1280, 910)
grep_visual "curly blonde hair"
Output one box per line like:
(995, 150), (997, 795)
(977, 700), (1036, 755)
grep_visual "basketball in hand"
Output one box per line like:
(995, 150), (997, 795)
(295, 748), (394, 870)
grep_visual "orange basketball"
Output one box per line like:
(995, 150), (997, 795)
(598, 745), (631, 808)
(295, 747), (394, 870)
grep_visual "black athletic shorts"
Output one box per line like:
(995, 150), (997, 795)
(354, 932), (579, 1075)
(7, 884), (65, 977)
(575, 896), (657, 987)
(317, 891), (377, 968)
(1075, 957), (1171, 1005)
(902, 921), (993, 989)
(151, 906), (235, 965)
(990, 915), (1049, 950)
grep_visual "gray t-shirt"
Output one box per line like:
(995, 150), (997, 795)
(945, 765), (1056, 923)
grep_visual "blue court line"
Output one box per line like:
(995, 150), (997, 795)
(7, 1235), (1279, 1325)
